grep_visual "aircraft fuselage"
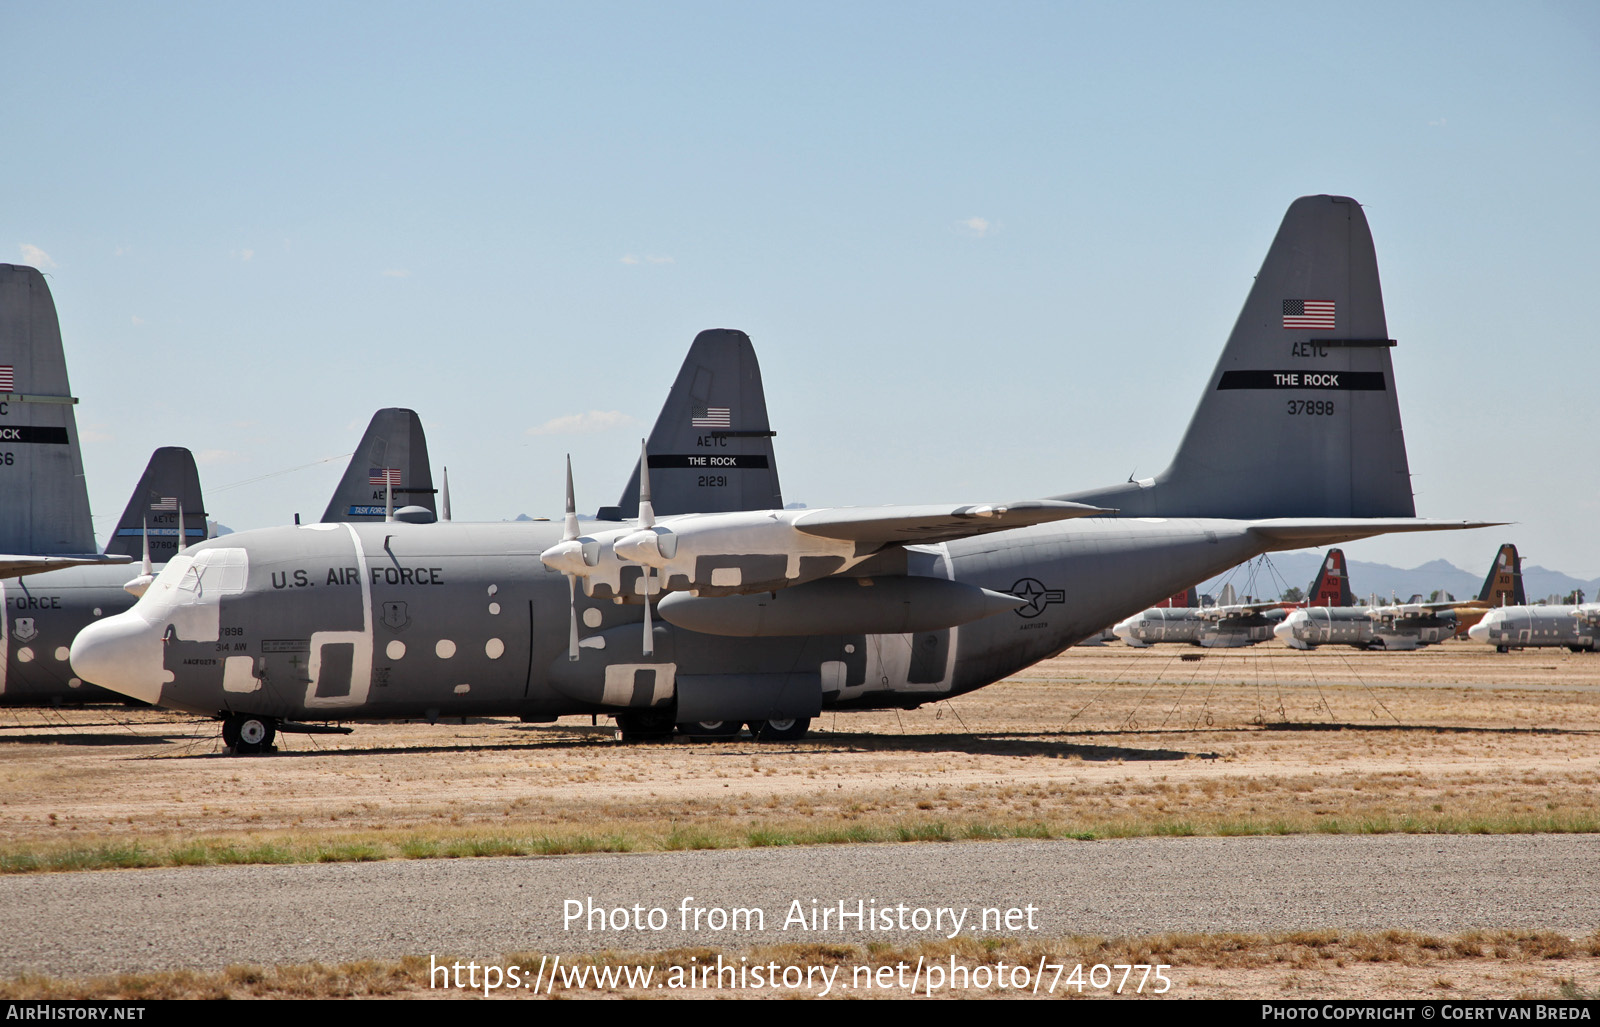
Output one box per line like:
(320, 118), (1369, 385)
(1, 567), (135, 705)
(72, 516), (1288, 722)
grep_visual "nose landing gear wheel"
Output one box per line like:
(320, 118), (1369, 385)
(222, 714), (277, 755)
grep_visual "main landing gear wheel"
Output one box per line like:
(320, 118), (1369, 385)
(222, 714), (277, 755)
(749, 717), (810, 743)
(615, 709), (676, 743)
(676, 720), (741, 741)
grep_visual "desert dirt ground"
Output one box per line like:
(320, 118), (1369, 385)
(2, 640), (1598, 999)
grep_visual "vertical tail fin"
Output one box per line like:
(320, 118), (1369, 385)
(102, 448), (206, 561)
(1060, 196), (1415, 519)
(601, 329), (782, 519)
(1477, 544), (1524, 606)
(1305, 549), (1355, 607)
(1154, 586), (1198, 608)
(319, 408), (436, 522)
(0, 264), (96, 556)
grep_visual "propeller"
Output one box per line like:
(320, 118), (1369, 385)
(123, 517), (156, 597)
(441, 467), (452, 521)
(637, 441), (655, 657)
(384, 475), (394, 523)
(535, 456), (589, 661)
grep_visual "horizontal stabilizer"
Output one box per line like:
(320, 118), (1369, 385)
(1249, 518), (1503, 548)
(0, 553), (132, 580)
(791, 500), (1114, 546)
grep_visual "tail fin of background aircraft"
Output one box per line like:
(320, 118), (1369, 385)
(600, 329), (782, 520)
(1153, 586), (1198, 609)
(0, 265), (97, 557)
(320, 408), (436, 522)
(1476, 544), (1524, 606)
(102, 448), (207, 561)
(1305, 549), (1355, 607)
(1060, 195), (1415, 519)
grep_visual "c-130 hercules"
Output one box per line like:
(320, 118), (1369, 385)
(73, 196), (1494, 751)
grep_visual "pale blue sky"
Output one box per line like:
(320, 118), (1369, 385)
(7, 2), (1598, 573)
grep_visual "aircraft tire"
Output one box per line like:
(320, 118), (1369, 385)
(676, 720), (741, 740)
(615, 710), (675, 744)
(225, 714), (276, 755)
(749, 717), (810, 743)
(1496, 646), (1509, 653)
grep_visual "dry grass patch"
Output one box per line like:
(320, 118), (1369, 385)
(4, 931), (1597, 999)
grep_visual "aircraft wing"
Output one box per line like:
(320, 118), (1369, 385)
(1248, 519), (1505, 547)
(1201, 601), (1290, 620)
(789, 500), (1113, 546)
(0, 554), (133, 580)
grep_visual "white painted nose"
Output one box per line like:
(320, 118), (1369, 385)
(1111, 618), (1135, 642)
(1466, 621), (1490, 643)
(70, 612), (170, 704)
(1273, 615), (1299, 641)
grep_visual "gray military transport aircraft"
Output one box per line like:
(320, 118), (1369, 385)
(1468, 599), (1597, 652)
(72, 195), (1495, 751)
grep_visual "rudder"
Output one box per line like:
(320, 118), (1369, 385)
(320, 409), (436, 522)
(103, 448), (207, 561)
(1477, 544), (1524, 606)
(0, 265), (96, 555)
(1305, 549), (1355, 607)
(602, 329), (782, 519)
(1061, 196), (1415, 519)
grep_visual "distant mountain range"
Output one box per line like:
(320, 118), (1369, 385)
(1199, 552), (1595, 606)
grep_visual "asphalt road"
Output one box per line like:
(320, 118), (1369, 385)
(4, 834), (1597, 977)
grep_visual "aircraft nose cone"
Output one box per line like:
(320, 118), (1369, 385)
(1111, 618), (1135, 642)
(1273, 617), (1297, 641)
(70, 613), (170, 705)
(1467, 621), (1490, 643)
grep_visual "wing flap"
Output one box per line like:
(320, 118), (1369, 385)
(0, 554), (133, 580)
(791, 500), (1113, 545)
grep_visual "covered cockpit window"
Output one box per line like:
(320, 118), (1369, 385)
(139, 549), (250, 612)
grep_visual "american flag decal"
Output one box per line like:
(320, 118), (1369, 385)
(1283, 299), (1335, 330)
(150, 496), (178, 511)
(0, 365), (13, 392)
(369, 467), (402, 487)
(691, 405), (731, 428)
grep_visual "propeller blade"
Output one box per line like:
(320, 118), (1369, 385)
(442, 467), (452, 522)
(642, 566), (654, 656)
(636, 439), (654, 529)
(562, 455), (579, 542)
(568, 575), (580, 661)
(176, 503), (185, 555)
(140, 517), (152, 577)
(385, 476), (394, 522)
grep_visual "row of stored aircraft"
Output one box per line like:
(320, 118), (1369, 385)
(11, 196), (1499, 751)
(1112, 544), (1529, 651)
